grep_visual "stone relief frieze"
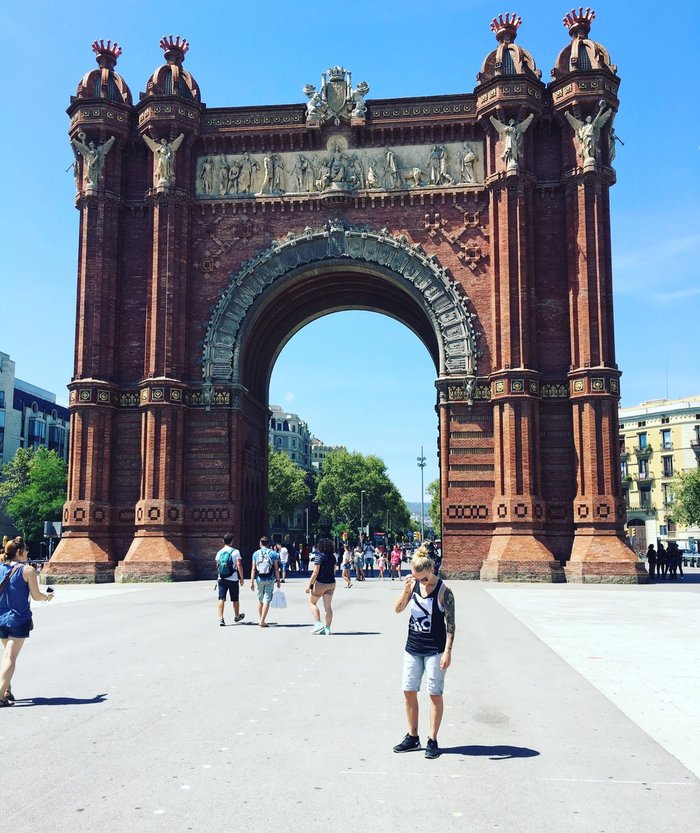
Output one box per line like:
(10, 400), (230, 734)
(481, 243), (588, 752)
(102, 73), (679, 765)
(203, 222), (482, 389)
(196, 138), (484, 199)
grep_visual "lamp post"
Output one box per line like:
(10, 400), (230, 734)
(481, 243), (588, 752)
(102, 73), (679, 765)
(417, 446), (426, 541)
(305, 507), (309, 544)
(360, 489), (366, 540)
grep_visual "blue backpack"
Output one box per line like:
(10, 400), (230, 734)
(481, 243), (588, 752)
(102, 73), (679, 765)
(218, 549), (235, 579)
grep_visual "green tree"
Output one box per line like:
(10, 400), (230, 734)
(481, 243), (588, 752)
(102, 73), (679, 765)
(669, 469), (700, 528)
(315, 448), (410, 538)
(1, 448), (66, 541)
(268, 447), (310, 523)
(427, 478), (441, 537)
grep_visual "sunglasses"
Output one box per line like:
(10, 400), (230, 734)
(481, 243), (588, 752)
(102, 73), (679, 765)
(411, 574), (431, 583)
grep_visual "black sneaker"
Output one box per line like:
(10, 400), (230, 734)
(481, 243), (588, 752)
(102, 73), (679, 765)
(234, 613), (245, 622)
(219, 619), (226, 627)
(393, 734), (421, 753)
(425, 738), (440, 759)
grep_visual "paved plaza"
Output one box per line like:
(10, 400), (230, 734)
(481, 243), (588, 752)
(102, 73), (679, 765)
(3, 572), (700, 833)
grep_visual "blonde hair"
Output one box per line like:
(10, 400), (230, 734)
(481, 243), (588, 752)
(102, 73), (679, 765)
(2, 536), (27, 563)
(411, 548), (434, 575)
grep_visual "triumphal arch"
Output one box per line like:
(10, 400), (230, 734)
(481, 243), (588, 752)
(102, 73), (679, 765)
(48, 10), (646, 583)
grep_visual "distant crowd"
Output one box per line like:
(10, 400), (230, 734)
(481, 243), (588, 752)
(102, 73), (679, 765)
(645, 542), (684, 580)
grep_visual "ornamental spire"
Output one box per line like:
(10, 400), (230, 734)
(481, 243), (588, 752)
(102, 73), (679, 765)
(563, 7), (596, 38)
(160, 35), (189, 66)
(92, 39), (122, 70)
(490, 12), (522, 43)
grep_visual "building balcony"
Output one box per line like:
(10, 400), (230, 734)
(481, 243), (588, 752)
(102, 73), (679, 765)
(634, 445), (653, 458)
(626, 505), (656, 521)
(691, 439), (700, 463)
(635, 473), (655, 484)
(621, 476), (632, 489)
(619, 447), (629, 461)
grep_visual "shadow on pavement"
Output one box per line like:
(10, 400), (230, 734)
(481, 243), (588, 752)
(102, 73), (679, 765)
(327, 631), (381, 636)
(14, 694), (108, 707)
(440, 744), (540, 759)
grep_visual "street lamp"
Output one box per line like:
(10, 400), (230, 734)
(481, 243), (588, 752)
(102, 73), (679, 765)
(360, 489), (366, 539)
(417, 446), (426, 541)
(305, 507), (309, 544)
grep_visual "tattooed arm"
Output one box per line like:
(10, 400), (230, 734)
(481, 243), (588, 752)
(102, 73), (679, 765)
(440, 585), (455, 669)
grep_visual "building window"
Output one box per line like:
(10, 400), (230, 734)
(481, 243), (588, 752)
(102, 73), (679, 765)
(28, 417), (46, 447)
(48, 425), (65, 457)
(637, 432), (647, 449)
(661, 417), (669, 425)
(276, 437), (282, 446)
(620, 460), (628, 477)
(639, 486), (651, 508)
(283, 421), (289, 431)
(661, 429), (672, 449)
(291, 453), (296, 461)
(637, 421), (646, 428)
(292, 439), (296, 448)
(639, 458), (649, 479)
(662, 483), (674, 506)
(0, 409), (4, 456)
(0, 390), (5, 408)
(659, 524), (667, 537)
(662, 456), (674, 478)
(619, 437), (625, 452)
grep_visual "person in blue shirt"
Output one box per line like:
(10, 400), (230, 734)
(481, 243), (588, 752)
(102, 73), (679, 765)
(1, 536), (54, 707)
(249, 537), (281, 628)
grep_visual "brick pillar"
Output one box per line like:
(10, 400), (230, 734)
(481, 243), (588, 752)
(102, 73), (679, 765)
(480, 179), (563, 581)
(48, 110), (129, 583)
(563, 176), (646, 582)
(116, 193), (195, 581)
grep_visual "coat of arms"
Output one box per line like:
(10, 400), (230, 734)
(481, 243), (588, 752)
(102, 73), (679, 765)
(303, 66), (370, 126)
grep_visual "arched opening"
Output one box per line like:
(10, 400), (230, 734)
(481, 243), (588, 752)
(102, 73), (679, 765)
(265, 310), (440, 549)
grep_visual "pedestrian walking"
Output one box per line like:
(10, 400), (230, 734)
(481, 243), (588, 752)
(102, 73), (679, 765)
(390, 544), (402, 580)
(306, 538), (336, 635)
(354, 546), (365, 581)
(378, 552), (387, 580)
(646, 544), (657, 580)
(215, 533), (245, 626)
(279, 543), (289, 582)
(1, 537), (54, 707)
(341, 545), (354, 588)
(657, 543), (667, 579)
(300, 544), (310, 575)
(363, 541), (375, 577)
(393, 547), (455, 759)
(250, 536), (281, 628)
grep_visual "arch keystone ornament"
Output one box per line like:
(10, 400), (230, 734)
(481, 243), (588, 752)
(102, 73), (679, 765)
(48, 16), (646, 585)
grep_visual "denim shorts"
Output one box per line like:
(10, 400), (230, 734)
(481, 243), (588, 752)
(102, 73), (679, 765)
(256, 579), (275, 603)
(402, 651), (446, 695)
(0, 618), (33, 639)
(218, 579), (240, 602)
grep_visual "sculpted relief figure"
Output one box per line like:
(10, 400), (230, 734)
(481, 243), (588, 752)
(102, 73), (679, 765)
(564, 102), (612, 167)
(366, 160), (380, 189)
(238, 152), (260, 194)
(143, 133), (185, 188)
(428, 145), (453, 186)
(71, 132), (115, 190)
(489, 113), (534, 172)
(404, 166), (426, 188)
(292, 155), (313, 192)
(459, 143), (478, 183)
(200, 157), (214, 194)
(385, 149), (401, 188)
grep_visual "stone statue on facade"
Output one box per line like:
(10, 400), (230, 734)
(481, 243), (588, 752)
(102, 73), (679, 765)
(489, 113), (534, 172)
(350, 80), (370, 120)
(366, 160), (380, 189)
(303, 67), (371, 126)
(71, 132), (115, 191)
(404, 166), (426, 188)
(564, 102), (612, 167)
(143, 133), (185, 188)
(459, 143), (478, 183)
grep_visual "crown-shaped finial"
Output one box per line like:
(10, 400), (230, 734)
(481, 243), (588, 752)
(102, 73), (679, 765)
(160, 35), (189, 65)
(92, 39), (122, 70)
(563, 7), (595, 37)
(490, 12), (522, 43)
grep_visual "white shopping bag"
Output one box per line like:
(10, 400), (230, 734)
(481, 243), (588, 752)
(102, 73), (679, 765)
(270, 589), (287, 609)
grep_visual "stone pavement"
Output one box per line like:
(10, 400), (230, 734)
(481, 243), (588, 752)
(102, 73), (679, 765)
(3, 572), (700, 833)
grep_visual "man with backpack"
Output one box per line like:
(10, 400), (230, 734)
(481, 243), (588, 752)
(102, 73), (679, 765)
(250, 536), (281, 628)
(216, 533), (245, 627)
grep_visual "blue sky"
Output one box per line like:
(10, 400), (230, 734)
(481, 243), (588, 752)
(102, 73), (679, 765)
(1, 1), (698, 502)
